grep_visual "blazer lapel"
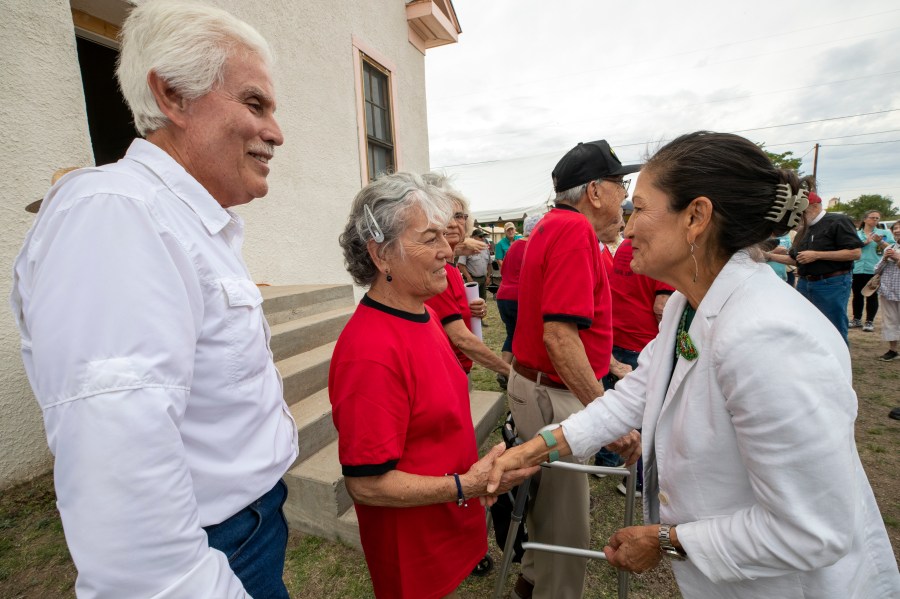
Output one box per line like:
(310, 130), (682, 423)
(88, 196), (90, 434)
(642, 252), (762, 522)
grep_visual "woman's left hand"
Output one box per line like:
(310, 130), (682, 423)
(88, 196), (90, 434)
(604, 525), (663, 573)
(469, 298), (487, 319)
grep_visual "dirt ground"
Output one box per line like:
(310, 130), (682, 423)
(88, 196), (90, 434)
(0, 301), (898, 599)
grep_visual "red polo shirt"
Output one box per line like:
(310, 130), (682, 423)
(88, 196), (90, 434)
(610, 240), (674, 352)
(496, 238), (526, 301)
(513, 204), (612, 384)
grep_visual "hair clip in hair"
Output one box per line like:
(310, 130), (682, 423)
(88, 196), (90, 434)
(364, 204), (385, 243)
(765, 184), (809, 228)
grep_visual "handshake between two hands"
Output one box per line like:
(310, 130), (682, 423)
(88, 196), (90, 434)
(463, 432), (658, 573)
(466, 429), (641, 507)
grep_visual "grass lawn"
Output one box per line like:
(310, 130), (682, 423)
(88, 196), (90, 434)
(1, 298), (898, 598)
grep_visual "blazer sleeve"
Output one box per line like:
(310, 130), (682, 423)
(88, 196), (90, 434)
(560, 336), (654, 458)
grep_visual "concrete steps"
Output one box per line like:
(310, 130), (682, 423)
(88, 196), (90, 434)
(264, 284), (505, 549)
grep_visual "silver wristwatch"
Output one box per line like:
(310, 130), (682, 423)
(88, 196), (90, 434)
(658, 524), (686, 560)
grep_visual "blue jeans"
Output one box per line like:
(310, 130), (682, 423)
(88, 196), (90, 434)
(496, 299), (518, 353)
(203, 479), (290, 599)
(797, 273), (852, 344)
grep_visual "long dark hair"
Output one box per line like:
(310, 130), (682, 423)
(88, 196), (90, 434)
(644, 131), (805, 258)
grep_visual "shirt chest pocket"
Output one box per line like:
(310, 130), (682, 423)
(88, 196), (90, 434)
(218, 278), (270, 383)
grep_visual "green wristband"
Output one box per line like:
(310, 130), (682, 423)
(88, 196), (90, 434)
(539, 429), (560, 462)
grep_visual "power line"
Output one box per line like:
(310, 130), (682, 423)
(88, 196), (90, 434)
(434, 115), (900, 169)
(763, 129), (900, 148)
(821, 139), (900, 147)
(731, 109), (900, 134)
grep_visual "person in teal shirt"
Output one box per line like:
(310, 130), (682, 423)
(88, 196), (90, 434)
(495, 221), (523, 266)
(851, 210), (895, 331)
(764, 234), (792, 280)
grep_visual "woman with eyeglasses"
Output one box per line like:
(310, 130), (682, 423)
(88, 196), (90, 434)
(331, 172), (536, 598)
(422, 173), (511, 385)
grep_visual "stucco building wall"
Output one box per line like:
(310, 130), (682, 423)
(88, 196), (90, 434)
(0, 0), (433, 488)
(0, 0), (95, 488)
(231, 0), (431, 285)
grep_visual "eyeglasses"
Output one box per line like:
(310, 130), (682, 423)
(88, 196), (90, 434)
(604, 178), (631, 192)
(453, 212), (469, 222)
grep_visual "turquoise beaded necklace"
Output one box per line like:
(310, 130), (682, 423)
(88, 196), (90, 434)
(675, 305), (699, 361)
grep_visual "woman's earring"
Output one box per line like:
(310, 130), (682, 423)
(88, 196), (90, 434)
(689, 242), (698, 283)
(386, 269), (393, 283)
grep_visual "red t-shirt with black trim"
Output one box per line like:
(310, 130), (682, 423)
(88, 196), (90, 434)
(513, 204), (612, 383)
(425, 263), (474, 373)
(328, 295), (486, 599)
(496, 238), (526, 301)
(610, 239), (674, 352)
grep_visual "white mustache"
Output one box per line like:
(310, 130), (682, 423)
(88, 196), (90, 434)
(248, 143), (275, 160)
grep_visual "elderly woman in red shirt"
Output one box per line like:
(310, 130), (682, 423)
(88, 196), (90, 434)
(331, 172), (535, 599)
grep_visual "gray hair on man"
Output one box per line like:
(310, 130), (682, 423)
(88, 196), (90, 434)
(340, 172), (454, 286)
(117, 0), (273, 135)
(555, 179), (598, 205)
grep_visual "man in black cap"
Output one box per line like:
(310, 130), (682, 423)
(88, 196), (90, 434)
(507, 140), (642, 599)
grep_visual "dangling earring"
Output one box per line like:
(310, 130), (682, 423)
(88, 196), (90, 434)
(689, 242), (698, 283)
(386, 269), (393, 283)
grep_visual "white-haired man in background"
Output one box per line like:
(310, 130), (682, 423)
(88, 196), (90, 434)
(11, 2), (296, 597)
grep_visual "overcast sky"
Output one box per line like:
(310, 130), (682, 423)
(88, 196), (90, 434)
(425, 0), (900, 209)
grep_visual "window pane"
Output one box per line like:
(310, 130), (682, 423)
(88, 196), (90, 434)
(370, 72), (382, 105)
(372, 106), (384, 140)
(366, 103), (375, 137)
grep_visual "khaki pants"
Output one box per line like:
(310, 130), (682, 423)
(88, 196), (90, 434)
(507, 368), (589, 599)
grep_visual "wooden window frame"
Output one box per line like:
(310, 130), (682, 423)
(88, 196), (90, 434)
(352, 36), (400, 184)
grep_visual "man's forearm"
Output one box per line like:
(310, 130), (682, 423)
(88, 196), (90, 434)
(544, 321), (604, 406)
(819, 248), (861, 262)
(765, 252), (796, 266)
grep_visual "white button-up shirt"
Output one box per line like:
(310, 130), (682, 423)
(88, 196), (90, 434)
(10, 139), (298, 599)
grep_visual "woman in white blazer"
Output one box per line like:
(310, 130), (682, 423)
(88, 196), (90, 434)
(487, 132), (899, 598)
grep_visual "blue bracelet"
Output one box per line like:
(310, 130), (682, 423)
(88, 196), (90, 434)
(451, 473), (467, 507)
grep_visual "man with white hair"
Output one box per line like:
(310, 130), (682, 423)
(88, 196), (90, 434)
(10, 2), (295, 597)
(508, 140), (641, 599)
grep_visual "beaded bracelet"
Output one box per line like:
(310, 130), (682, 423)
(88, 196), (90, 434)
(448, 473), (467, 507)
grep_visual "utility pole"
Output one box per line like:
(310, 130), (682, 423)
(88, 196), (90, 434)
(812, 143), (819, 179)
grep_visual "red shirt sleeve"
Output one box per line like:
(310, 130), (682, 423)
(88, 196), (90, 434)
(541, 226), (599, 329)
(331, 357), (410, 476)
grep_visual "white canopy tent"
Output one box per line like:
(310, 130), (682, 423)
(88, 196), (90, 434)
(435, 150), (640, 226)
(434, 150), (560, 225)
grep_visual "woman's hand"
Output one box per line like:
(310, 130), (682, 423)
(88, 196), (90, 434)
(795, 250), (819, 264)
(604, 525), (663, 573)
(469, 298), (487, 319)
(461, 443), (539, 507)
(605, 430), (641, 466)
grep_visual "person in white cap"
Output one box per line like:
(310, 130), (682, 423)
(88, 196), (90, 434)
(495, 221), (522, 268)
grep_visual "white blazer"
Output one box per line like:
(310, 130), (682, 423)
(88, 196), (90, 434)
(562, 252), (899, 598)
